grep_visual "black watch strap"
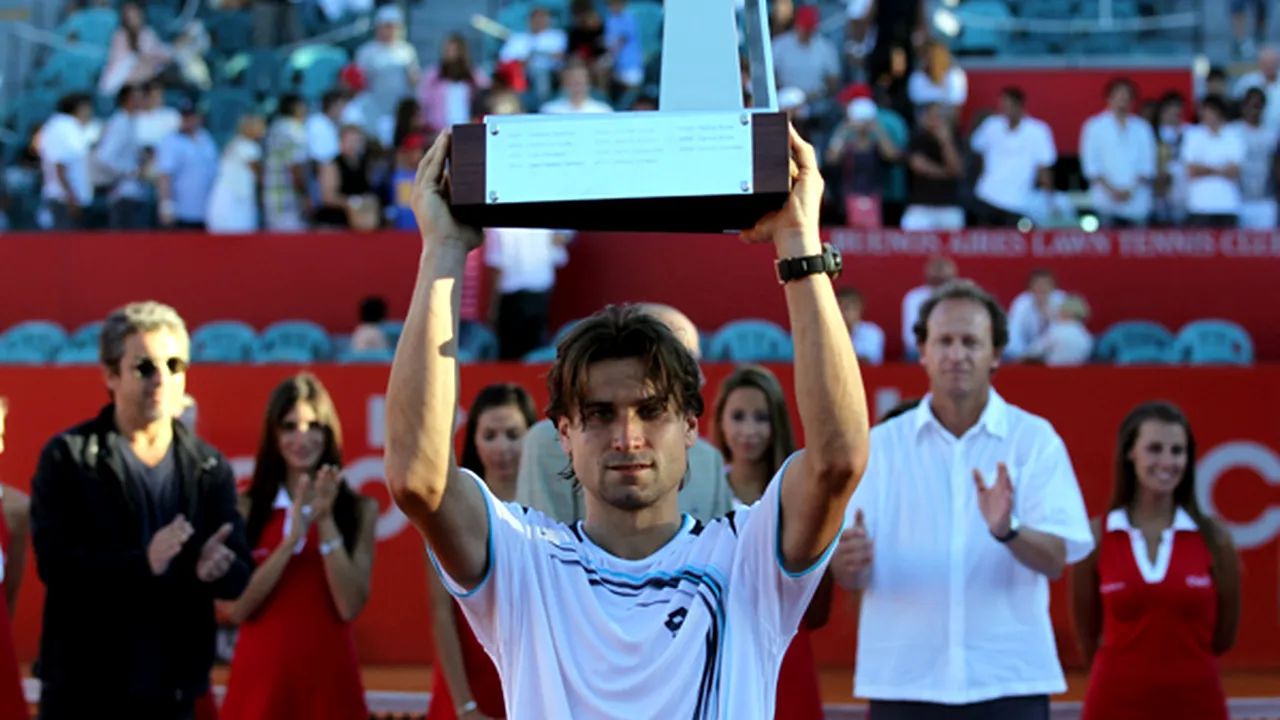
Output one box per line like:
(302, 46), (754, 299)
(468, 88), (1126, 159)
(775, 242), (843, 284)
(993, 527), (1020, 544)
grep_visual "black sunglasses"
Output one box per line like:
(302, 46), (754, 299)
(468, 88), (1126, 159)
(132, 356), (189, 380)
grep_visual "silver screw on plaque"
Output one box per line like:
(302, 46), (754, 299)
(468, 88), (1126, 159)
(488, 191), (499, 203)
(740, 181), (751, 193)
(739, 113), (750, 125)
(490, 125), (500, 136)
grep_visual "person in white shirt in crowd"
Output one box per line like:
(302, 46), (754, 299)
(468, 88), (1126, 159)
(1229, 87), (1280, 228)
(771, 6), (841, 133)
(1232, 46), (1280, 131)
(355, 5), (421, 146)
(500, 4), (568, 109)
(306, 91), (349, 169)
(1027, 294), (1093, 367)
(155, 96), (219, 230)
(970, 87), (1058, 227)
(1006, 268), (1066, 361)
(485, 226), (571, 359)
(1181, 95), (1245, 228)
(902, 101), (965, 231)
(1080, 78), (1157, 227)
(843, 0), (877, 83)
(540, 59), (614, 114)
(92, 84), (151, 230)
(134, 81), (182, 151)
(385, 127), (868, 720)
(906, 41), (967, 120)
(38, 93), (96, 230)
(207, 114), (267, 235)
(831, 279), (1093, 720)
(603, 0), (645, 99)
(900, 255), (957, 361)
(262, 95), (312, 233)
(837, 287), (885, 365)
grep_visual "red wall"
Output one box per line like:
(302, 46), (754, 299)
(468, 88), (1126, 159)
(1, 364), (1279, 671)
(0, 228), (1276, 360)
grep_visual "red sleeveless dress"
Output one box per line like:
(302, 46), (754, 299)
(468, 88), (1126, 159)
(1082, 508), (1229, 720)
(219, 504), (368, 720)
(424, 602), (506, 719)
(0, 506), (27, 720)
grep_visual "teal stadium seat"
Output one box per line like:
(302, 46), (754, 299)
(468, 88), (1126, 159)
(257, 320), (333, 360)
(1093, 320), (1174, 363)
(1171, 319), (1254, 366)
(191, 320), (258, 363)
(707, 320), (793, 362)
(0, 321), (69, 363)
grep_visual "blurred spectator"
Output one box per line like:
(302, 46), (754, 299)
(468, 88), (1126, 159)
(263, 95), (312, 232)
(901, 101), (965, 231)
(391, 97), (428, 152)
(252, 0), (304, 48)
(351, 296), (390, 351)
(1029, 294), (1093, 367)
(99, 2), (173, 97)
(387, 132), (428, 230)
(39, 93), (96, 230)
(418, 34), (491, 135)
(837, 286), (885, 365)
(1231, 48), (1279, 129)
(1232, 0), (1267, 60)
(486, 228), (570, 360)
(770, 0), (795, 35)
(0, 398), (28, 720)
(170, 20), (213, 92)
(970, 87), (1057, 227)
(872, 45), (914, 128)
(499, 5), (567, 108)
(603, 0), (644, 100)
(207, 114), (268, 234)
(1007, 269), (1066, 361)
(1152, 91), (1191, 226)
(314, 125), (378, 231)
(906, 41), (966, 119)
(1230, 87), (1278, 228)
(135, 81), (182, 150)
(308, 91), (351, 167)
(92, 84), (150, 230)
(540, 59), (613, 114)
(1079, 78), (1156, 228)
(1181, 95), (1244, 228)
(356, 5), (421, 145)
(826, 97), (900, 228)
(771, 6), (841, 133)
(900, 255), (957, 358)
(843, 0), (876, 83)
(156, 97), (219, 230)
(567, 0), (608, 87)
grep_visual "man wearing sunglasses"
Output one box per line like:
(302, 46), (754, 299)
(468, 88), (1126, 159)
(30, 301), (254, 720)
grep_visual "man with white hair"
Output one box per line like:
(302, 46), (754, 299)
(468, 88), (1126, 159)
(515, 303), (735, 522)
(1233, 46), (1280, 132)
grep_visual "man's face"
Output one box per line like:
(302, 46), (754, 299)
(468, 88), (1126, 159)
(530, 9), (550, 32)
(1029, 274), (1056, 303)
(838, 296), (862, 332)
(563, 66), (589, 98)
(1108, 85), (1133, 114)
(925, 258), (957, 287)
(104, 330), (189, 426)
(919, 299), (999, 401)
(558, 358), (697, 512)
(999, 94), (1022, 120)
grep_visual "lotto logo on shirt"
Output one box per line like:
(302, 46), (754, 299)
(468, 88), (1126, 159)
(1186, 575), (1212, 588)
(1100, 582), (1126, 594)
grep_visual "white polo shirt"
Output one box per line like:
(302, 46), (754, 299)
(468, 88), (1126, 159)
(844, 390), (1093, 705)
(1180, 124), (1246, 215)
(432, 456), (837, 719)
(971, 114), (1057, 215)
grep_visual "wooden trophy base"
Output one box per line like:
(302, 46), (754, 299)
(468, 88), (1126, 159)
(448, 111), (792, 234)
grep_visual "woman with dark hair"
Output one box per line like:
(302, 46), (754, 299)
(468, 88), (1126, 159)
(419, 34), (491, 135)
(426, 383), (537, 720)
(711, 365), (830, 720)
(219, 373), (377, 720)
(1071, 401), (1240, 720)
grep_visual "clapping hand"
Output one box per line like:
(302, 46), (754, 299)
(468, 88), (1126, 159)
(973, 462), (1015, 537)
(310, 464), (341, 521)
(831, 509), (874, 589)
(411, 129), (482, 252)
(196, 523), (236, 583)
(147, 514), (194, 575)
(286, 474), (314, 545)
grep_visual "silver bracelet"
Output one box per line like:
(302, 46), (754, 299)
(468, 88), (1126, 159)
(456, 700), (478, 715)
(319, 538), (342, 556)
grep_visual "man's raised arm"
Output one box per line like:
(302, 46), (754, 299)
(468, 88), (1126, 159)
(384, 131), (490, 590)
(745, 126), (870, 573)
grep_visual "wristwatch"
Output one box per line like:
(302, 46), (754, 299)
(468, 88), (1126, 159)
(457, 700), (478, 715)
(775, 242), (843, 284)
(993, 527), (1020, 544)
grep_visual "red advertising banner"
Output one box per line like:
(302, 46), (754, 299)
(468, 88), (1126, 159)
(1, 364), (1278, 672)
(0, 229), (1276, 361)
(962, 66), (1195, 154)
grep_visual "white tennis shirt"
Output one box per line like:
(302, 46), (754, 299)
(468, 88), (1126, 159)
(431, 454), (837, 719)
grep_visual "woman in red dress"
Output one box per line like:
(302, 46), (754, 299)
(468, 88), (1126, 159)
(710, 366), (831, 720)
(219, 374), (378, 720)
(425, 383), (537, 720)
(1071, 401), (1241, 720)
(0, 397), (31, 720)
